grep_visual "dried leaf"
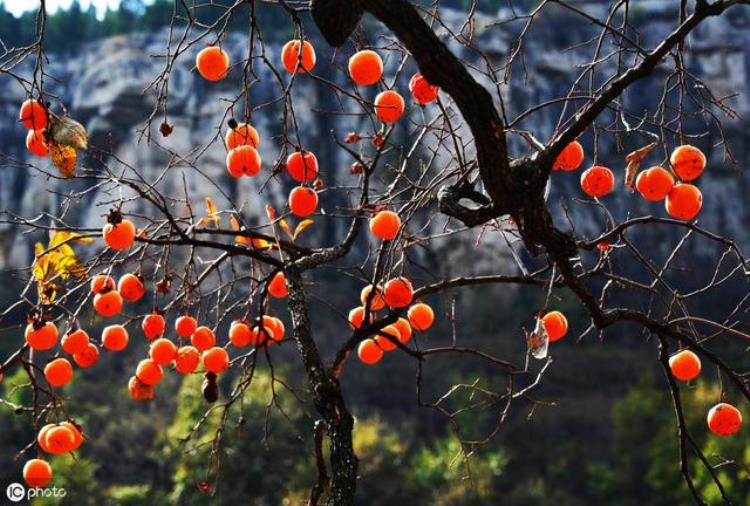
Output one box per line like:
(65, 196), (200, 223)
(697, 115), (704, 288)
(49, 142), (77, 178)
(48, 114), (88, 150)
(527, 317), (549, 360)
(293, 219), (314, 240)
(624, 142), (658, 190)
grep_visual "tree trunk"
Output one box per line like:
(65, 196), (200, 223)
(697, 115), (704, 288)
(285, 267), (359, 505)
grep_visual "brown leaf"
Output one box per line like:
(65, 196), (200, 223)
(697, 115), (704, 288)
(159, 122), (173, 137)
(624, 142), (658, 190)
(202, 372), (218, 403)
(49, 142), (77, 178)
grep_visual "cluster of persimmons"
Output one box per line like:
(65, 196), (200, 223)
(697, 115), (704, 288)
(10, 38), (738, 490)
(554, 140), (705, 221)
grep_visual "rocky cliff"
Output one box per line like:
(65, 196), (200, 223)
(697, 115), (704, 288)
(0, 2), (747, 273)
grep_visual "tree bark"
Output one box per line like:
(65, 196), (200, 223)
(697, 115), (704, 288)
(285, 266), (359, 506)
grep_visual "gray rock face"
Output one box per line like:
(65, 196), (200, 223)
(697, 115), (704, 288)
(0, 4), (747, 274)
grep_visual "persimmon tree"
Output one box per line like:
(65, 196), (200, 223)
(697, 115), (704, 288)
(1, 0), (750, 504)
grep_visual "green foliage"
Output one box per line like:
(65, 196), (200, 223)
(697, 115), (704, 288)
(587, 378), (750, 505)
(32, 455), (105, 506)
(410, 435), (507, 505)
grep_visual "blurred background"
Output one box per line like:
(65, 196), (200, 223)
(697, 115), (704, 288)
(0, 1), (748, 504)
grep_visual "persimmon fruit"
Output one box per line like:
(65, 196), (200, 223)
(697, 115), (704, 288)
(44, 358), (74, 387)
(369, 210), (401, 240)
(375, 325), (401, 351)
(23, 459), (52, 487)
(374, 90), (405, 123)
(93, 290), (123, 317)
(226, 145), (261, 178)
(73, 343), (99, 368)
(142, 313), (166, 340)
(128, 375), (155, 401)
(90, 274), (115, 294)
(45, 425), (75, 454)
(542, 311), (568, 342)
(281, 39), (316, 74)
(360, 285), (386, 311)
(136, 359), (164, 386)
(635, 166), (675, 201)
(670, 145), (706, 181)
(59, 330), (86, 357)
(118, 273), (145, 302)
(553, 141), (584, 171)
(393, 317), (412, 344)
(229, 321), (253, 347)
(383, 277), (414, 308)
(268, 272), (289, 298)
(25, 322), (58, 351)
(348, 307), (372, 330)
(37, 424), (55, 453)
(203, 347), (230, 374)
(668, 350), (701, 381)
(175, 346), (201, 374)
(225, 122), (260, 150)
(61, 421), (83, 451)
(191, 326), (216, 351)
(358, 338), (383, 365)
(409, 72), (439, 104)
(707, 403), (742, 436)
(175, 315), (198, 337)
(102, 324), (129, 352)
(26, 129), (49, 157)
(349, 50), (383, 86)
(286, 150), (319, 183)
(288, 186), (318, 217)
(103, 219), (136, 250)
(19, 99), (48, 130)
(150, 338), (178, 365)
(196, 45), (229, 81)
(665, 183), (702, 220)
(408, 303), (435, 331)
(580, 165), (615, 197)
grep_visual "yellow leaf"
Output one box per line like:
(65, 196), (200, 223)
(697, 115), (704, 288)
(279, 219), (293, 240)
(252, 238), (272, 250)
(293, 219), (314, 240)
(32, 242), (50, 283)
(50, 230), (93, 246)
(230, 215), (252, 245)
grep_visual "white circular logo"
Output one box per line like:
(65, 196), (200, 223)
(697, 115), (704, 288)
(6, 482), (25, 502)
